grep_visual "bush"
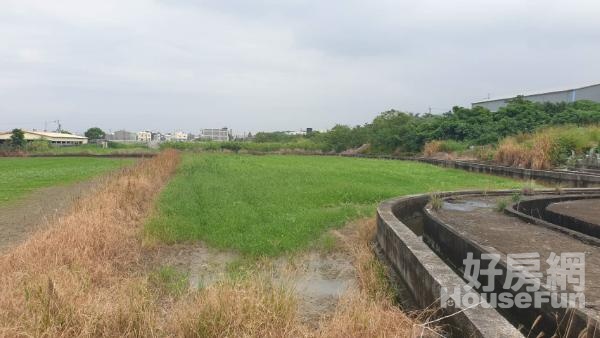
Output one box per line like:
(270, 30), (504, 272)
(107, 141), (148, 149)
(220, 142), (242, 153)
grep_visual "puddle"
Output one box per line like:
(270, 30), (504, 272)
(150, 244), (358, 326)
(148, 244), (239, 288)
(442, 199), (492, 212)
(272, 252), (357, 325)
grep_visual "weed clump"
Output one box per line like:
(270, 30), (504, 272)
(495, 198), (510, 212)
(429, 192), (443, 210)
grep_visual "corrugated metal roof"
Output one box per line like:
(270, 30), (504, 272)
(0, 130), (87, 139)
(472, 82), (600, 104)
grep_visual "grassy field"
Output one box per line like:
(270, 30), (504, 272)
(146, 153), (524, 256)
(28, 143), (156, 155)
(0, 157), (132, 204)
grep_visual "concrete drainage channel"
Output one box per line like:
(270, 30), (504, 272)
(377, 188), (600, 337)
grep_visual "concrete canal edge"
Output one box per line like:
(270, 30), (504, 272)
(376, 192), (523, 338)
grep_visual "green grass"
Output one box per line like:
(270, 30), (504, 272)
(148, 266), (189, 296)
(28, 143), (156, 155)
(146, 154), (523, 256)
(0, 157), (132, 204)
(160, 139), (325, 153)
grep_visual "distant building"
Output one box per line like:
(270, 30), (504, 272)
(0, 130), (87, 146)
(199, 128), (229, 142)
(151, 132), (163, 142)
(472, 83), (600, 112)
(107, 130), (137, 142)
(137, 131), (152, 143)
(284, 129), (310, 136)
(173, 131), (188, 142)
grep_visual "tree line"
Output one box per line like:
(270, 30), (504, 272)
(261, 98), (600, 154)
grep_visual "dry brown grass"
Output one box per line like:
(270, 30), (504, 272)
(494, 136), (554, 170)
(169, 278), (301, 337)
(0, 150), (180, 337)
(423, 141), (443, 157)
(316, 219), (432, 338)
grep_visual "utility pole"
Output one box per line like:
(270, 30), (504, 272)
(45, 120), (62, 132)
(53, 120), (61, 133)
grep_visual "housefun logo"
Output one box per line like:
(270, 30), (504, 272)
(441, 252), (585, 309)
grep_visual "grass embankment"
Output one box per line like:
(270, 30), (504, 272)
(146, 153), (522, 256)
(0, 157), (132, 204)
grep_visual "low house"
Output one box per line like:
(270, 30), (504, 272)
(0, 130), (88, 146)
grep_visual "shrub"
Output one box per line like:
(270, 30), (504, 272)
(220, 142), (242, 153)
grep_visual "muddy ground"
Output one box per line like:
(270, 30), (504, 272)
(146, 227), (362, 326)
(0, 179), (99, 253)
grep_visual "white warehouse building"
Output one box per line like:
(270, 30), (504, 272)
(0, 130), (88, 146)
(472, 83), (600, 112)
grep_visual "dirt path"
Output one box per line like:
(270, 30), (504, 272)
(0, 179), (99, 253)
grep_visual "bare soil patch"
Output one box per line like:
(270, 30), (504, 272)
(0, 179), (98, 253)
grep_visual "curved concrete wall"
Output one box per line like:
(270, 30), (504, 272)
(506, 194), (600, 243)
(418, 189), (600, 337)
(376, 192), (523, 337)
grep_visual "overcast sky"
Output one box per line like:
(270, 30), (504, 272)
(1, 0), (599, 134)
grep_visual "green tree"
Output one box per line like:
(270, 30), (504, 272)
(368, 110), (417, 153)
(323, 125), (356, 152)
(10, 128), (26, 149)
(84, 127), (105, 140)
